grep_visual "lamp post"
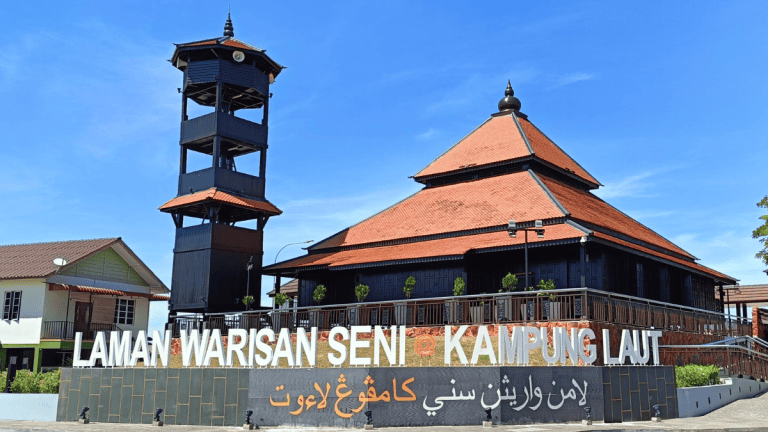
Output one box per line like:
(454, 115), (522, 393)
(272, 240), (313, 308)
(245, 256), (254, 311)
(507, 220), (545, 289)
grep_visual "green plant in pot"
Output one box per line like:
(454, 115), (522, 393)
(242, 295), (254, 310)
(500, 272), (518, 293)
(274, 292), (289, 308)
(403, 276), (416, 298)
(453, 276), (466, 296)
(354, 284), (370, 302)
(536, 279), (557, 300)
(313, 284), (326, 304)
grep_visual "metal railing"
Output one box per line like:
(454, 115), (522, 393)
(660, 344), (768, 381)
(168, 288), (752, 338)
(41, 321), (118, 341)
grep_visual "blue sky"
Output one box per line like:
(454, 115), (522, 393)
(2, 1), (767, 332)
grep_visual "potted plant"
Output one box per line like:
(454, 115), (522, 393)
(311, 284), (326, 327)
(498, 273), (518, 321)
(274, 292), (289, 330)
(242, 295), (255, 311)
(536, 279), (560, 319)
(395, 276), (415, 325)
(446, 276), (465, 323)
(348, 284), (370, 326)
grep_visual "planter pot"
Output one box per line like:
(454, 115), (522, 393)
(445, 299), (460, 324)
(521, 301), (535, 321)
(470, 306), (483, 323)
(542, 299), (561, 320)
(347, 306), (360, 326)
(497, 296), (513, 321)
(394, 301), (408, 326)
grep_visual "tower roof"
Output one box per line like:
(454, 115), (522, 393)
(414, 112), (599, 187)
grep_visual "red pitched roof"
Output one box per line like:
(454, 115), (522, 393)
(539, 176), (696, 260)
(176, 37), (263, 52)
(311, 171), (565, 250)
(0, 238), (119, 279)
(268, 225), (586, 272)
(159, 188), (282, 216)
(50, 284), (170, 301)
(716, 284), (768, 304)
(414, 114), (598, 186)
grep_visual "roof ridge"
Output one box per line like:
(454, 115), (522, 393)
(413, 117), (494, 178)
(0, 237), (119, 248)
(519, 117), (601, 186)
(527, 170), (569, 217)
(511, 112), (535, 155)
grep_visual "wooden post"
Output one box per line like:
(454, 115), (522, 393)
(180, 145), (187, 175)
(212, 137), (221, 169)
(181, 92), (188, 121)
(579, 243), (586, 287)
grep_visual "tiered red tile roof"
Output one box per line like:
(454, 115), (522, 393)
(265, 110), (734, 283)
(159, 188), (282, 216)
(414, 114), (599, 186)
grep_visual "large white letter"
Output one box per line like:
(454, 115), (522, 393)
(328, 327), (349, 366)
(578, 328), (597, 364)
(181, 329), (210, 367)
(150, 330), (172, 367)
(498, 326), (524, 365)
(226, 329), (248, 367)
(73, 332), (88, 367)
(618, 329), (637, 365)
(633, 330), (650, 365)
(203, 329), (225, 367)
(541, 327), (561, 366)
(129, 331), (150, 366)
(349, 326), (372, 366)
(248, 329), (258, 367)
(560, 328), (581, 366)
(602, 329), (621, 365)
(648, 330), (663, 365)
(108, 330), (132, 367)
(88, 332), (108, 367)
(471, 325), (497, 365)
(295, 327), (317, 367)
(272, 328), (295, 367)
(399, 326), (406, 366)
(444, 325), (469, 365)
(521, 326), (541, 365)
(374, 326), (396, 366)
(254, 328), (275, 367)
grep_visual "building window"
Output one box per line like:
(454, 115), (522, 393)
(2, 291), (22, 320)
(114, 299), (135, 325)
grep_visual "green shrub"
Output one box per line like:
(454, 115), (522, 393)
(0, 370), (7, 393)
(453, 277), (466, 296)
(354, 284), (370, 302)
(501, 273), (518, 293)
(536, 279), (557, 300)
(274, 292), (289, 307)
(40, 369), (61, 394)
(10, 370), (40, 393)
(675, 364), (720, 388)
(403, 276), (416, 298)
(313, 284), (327, 304)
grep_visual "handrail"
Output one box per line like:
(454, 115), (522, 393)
(199, 287), (742, 320)
(660, 344), (768, 360)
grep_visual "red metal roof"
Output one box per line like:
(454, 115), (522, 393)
(49, 284), (169, 301)
(0, 238), (119, 279)
(267, 225), (585, 272)
(414, 114), (598, 186)
(311, 171), (565, 250)
(159, 188), (282, 216)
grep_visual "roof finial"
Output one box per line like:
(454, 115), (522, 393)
(498, 80), (521, 113)
(223, 7), (234, 38)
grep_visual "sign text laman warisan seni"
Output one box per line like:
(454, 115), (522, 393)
(72, 325), (663, 368)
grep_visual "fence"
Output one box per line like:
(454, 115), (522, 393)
(41, 321), (119, 341)
(168, 288), (751, 338)
(660, 344), (768, 381)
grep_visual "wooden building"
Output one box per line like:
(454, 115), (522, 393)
(263, 83), (736, 312)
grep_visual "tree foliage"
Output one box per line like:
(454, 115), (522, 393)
(675, 364), (719, 388)
(274, 292), (289, 307)
(403, 276), (416, 298)
(313, 284), (327, 304)
(354, 284), (370, 302)
(753, 196), (768, 268)
(501, 273), (518, 292)
(453, 276), (466, 296)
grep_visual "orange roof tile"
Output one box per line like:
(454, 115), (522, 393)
(178, 38), (263, 52)
(311, 171), (565, 250)
(716, 284), (768, 304)
(539, 176), (695, 259)
(268, 224), (585, 272)
(159, 188), (282, 216)
(517, 117), (599, 185)
(414, 114), (599, 186)
(50, 284), (170, 301)
(592, 232), (735, 282)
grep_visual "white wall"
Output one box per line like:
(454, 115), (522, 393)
(0, 394), (59, 421)
(678, 377), (767, 418)
(0, 279), (45, 344)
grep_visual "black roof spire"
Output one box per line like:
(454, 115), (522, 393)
(223, 8), (234, 37)
(498, 80), (521, 113)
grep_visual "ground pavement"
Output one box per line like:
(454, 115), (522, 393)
(1, 390), (767, 432)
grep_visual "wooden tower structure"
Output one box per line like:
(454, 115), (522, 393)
(160, 14), (283, 314)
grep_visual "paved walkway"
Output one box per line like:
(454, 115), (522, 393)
(2, 391), (768, 431)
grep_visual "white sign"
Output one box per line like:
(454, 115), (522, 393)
(73, 325), (662, 368)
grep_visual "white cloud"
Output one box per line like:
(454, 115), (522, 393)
(672, 231), (766, 285)
(595, 165), (690, 200)
(416, 128), (439, 140)
(549, 72), (596, 89)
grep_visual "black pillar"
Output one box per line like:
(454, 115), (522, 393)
(743, 303), (748, 319)
(579, 242), (586, 287)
